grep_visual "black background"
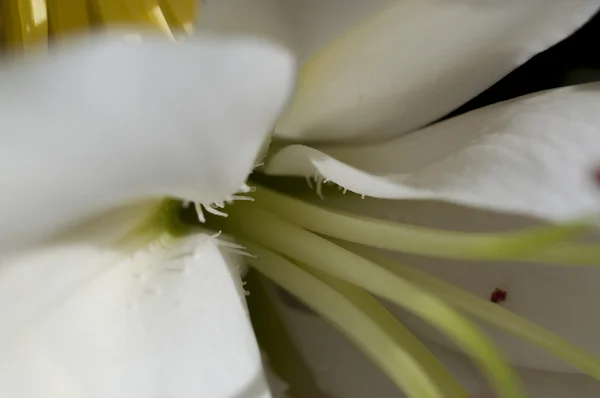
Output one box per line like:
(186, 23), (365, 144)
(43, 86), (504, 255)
(446, 9), (600, 119)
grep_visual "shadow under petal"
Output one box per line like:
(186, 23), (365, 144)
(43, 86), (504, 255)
(231, 371), (272, 398)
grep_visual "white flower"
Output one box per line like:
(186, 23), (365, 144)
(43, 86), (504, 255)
(4, 1), (600, 398)
(198, 0), (600, 397)
(0, 33), (294, 397)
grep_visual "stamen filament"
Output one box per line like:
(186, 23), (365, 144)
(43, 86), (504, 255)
(349, 246), (600, 380)
(223, 205), (524, 398)
(204, 204), (228, 217)
(251, 186), (597, 265)
(243, 241), (445, 398)
(296, 264), (467, 397)
(194, 203), (206, 223)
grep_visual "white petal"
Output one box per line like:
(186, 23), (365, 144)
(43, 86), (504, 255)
(265, 84), (600, 221)
(276, 297), (600, 397)
(0, 32), (294, 253)
(0, 232), (268, 398)
(273, 0), (599, 142)
(197, 0), (295, 49)
(197, 0), (392, 64)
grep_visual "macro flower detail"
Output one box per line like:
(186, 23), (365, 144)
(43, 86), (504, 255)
(3, 1), (600, 398)
(0, 5), (295, 396)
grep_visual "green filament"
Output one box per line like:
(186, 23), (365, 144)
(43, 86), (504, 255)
(296, 265), (467, 397)
(222, 204), (524, 398)
(243, 242), (446, 398)
(196, 184), (600, 397)
(251, 186), (598, 265)
(349, 246), (600, 380)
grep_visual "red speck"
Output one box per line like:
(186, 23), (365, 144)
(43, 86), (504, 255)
(490, 288), (507, 304)
(593, 167), (600, 186)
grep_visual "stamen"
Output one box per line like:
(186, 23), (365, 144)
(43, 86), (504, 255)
(193, 183), (257, 223)
(215, 238), (247, 251)
(243, 242), (449, 398)
(203, 204), (228, 218)
(194, 203), (206, 223)
(251, 186), (596, 265)
(350, 246), (600, 380)
(224, 206), (524, 398)
(205, 230), (257, 257)
(302, 262), (466, 396)
(315, 176), (324, 199)
(179, 181), (600, 395)
(305, 175), (314, 189)
(240, 184), (257, 193)
(230, 195), (254, 201)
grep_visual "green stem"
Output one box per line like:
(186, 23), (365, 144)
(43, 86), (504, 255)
(251, 186), (597, 265)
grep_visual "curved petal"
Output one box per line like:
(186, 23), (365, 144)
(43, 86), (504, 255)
(275, 297), (600, 397)
(274, 0), (599, 142)
(0, 32), (294, 253)
(0, 229), (268, 398)
(265, 84), (600, 221)
(197, 0), (392, 63)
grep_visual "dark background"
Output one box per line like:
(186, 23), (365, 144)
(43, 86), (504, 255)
(446, 9), (600, 119)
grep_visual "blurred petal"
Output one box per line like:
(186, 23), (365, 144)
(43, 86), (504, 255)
(273, 0), (599, 142)
(276, 298), (600, 397)
(196, 0), (391, 61)
(0, 228), (267, 398)
(0, 32), (294, 253)
(197, 0), (294, 49)
(266, 84), (600, 221)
